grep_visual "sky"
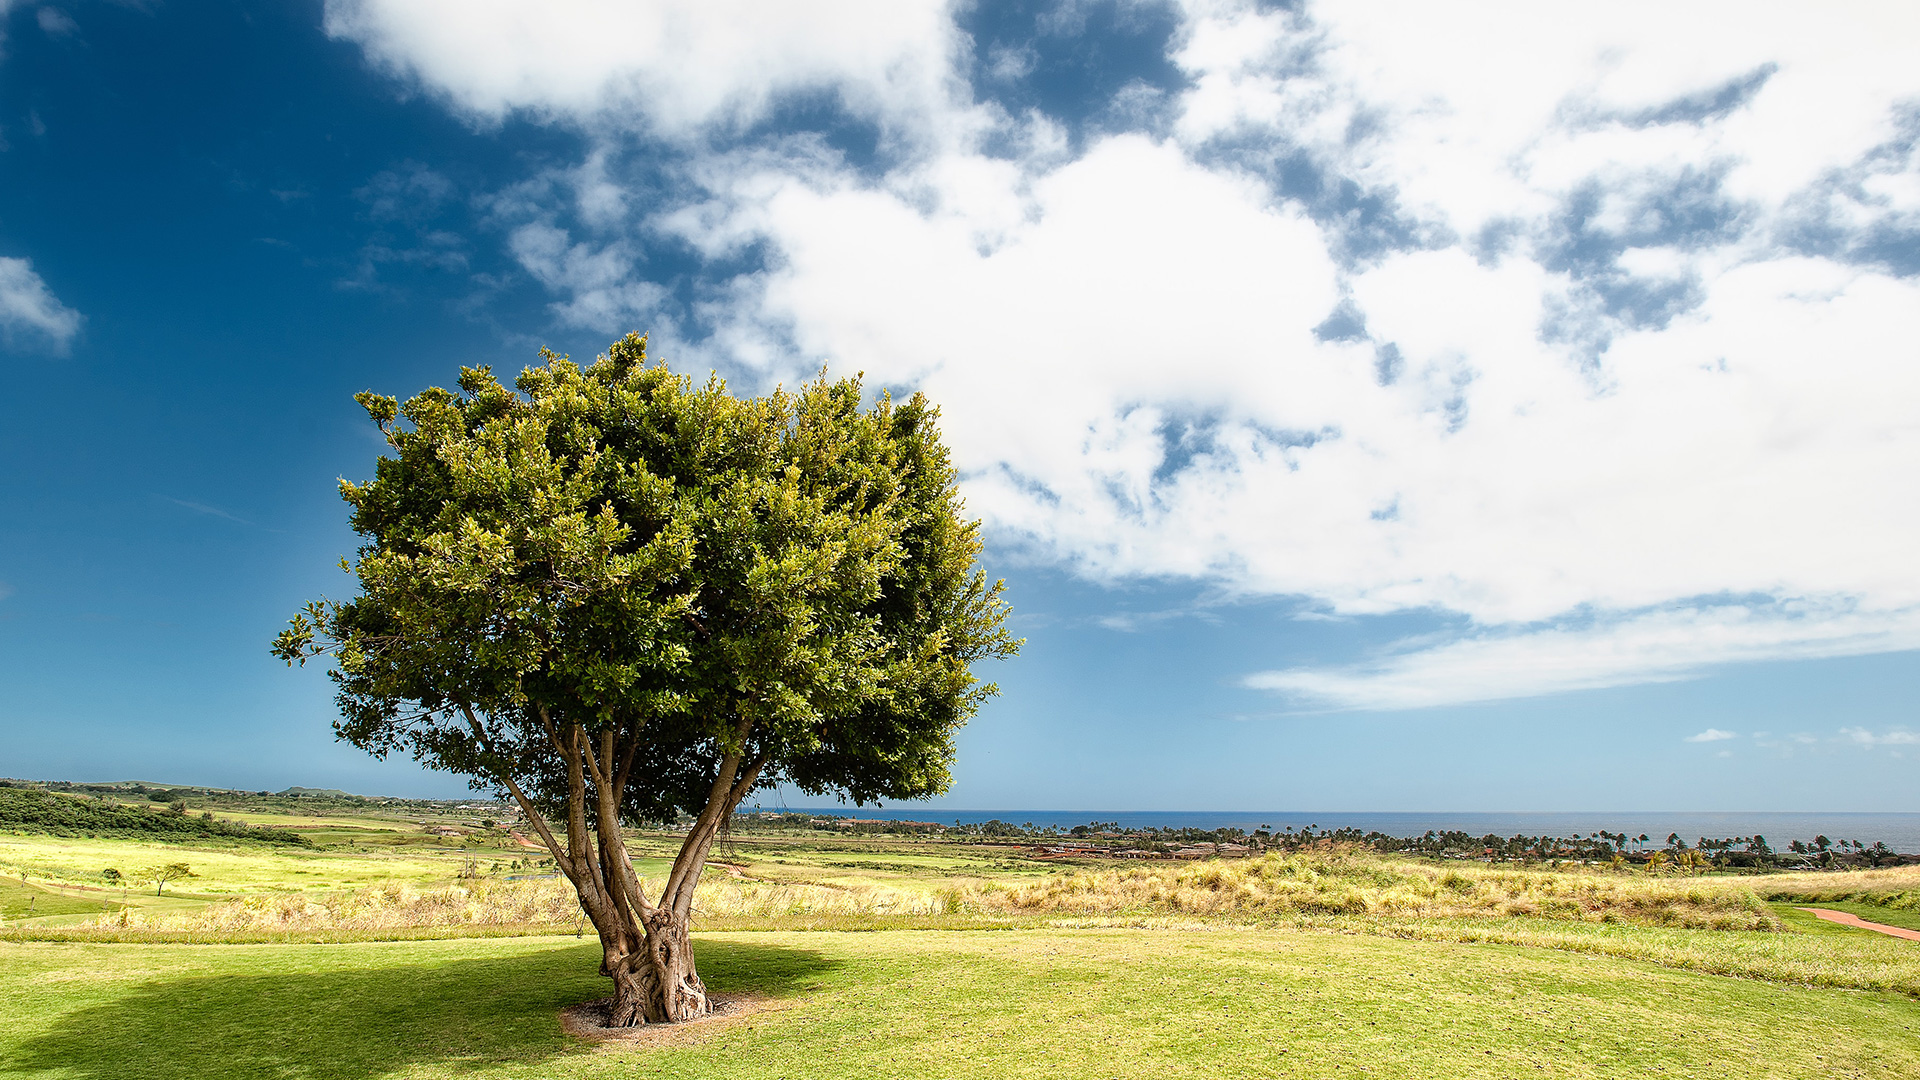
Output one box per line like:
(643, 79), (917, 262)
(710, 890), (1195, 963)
(1, 0), (1917, 811)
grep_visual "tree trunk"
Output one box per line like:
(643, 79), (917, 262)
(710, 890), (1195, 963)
(474, 709), (758, 1028)
(602, 945), (664, 1027)
(593, 920), (707, 1026)
(642, 909), (709, 1022)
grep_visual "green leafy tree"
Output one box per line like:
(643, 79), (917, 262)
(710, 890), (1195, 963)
(144, 863), (194, 896)
(275, 336), (1017, 1025)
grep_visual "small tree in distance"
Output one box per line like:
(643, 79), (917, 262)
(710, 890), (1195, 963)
(145, 863), (193, 896)
(275, 336), (1018, 1025)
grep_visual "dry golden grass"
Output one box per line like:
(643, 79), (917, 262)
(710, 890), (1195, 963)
(968, 847), (1780, 929)
(97, 847), (1908, 936)
(1757, 865), (1920, 908)
(88, 874), (961, 933)
(95, 879), (581, 933)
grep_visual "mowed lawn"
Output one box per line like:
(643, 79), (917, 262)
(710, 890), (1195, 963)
(3, 928), (1916, 1079)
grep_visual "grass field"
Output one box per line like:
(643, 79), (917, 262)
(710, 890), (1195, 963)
(3, 927), (1918, 1079)
(0, 878), (110, 921)
(7, 813), (1920, 1078)
(0, 833), (534, 898)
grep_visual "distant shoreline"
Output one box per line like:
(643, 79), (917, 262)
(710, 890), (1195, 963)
(752, 807), (1920, 850)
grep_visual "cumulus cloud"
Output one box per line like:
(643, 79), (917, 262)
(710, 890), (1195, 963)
(1684, 729), (1738, 743)
(324, 0), (965, 142)
(0, 256), (82, 353)
(333, 0), (1920, 709)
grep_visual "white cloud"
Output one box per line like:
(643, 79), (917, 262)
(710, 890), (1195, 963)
(1840, 727), (1920, 748)
(1178, 1), (1920, 230)
(505, 222), (669, 334)
(323, 0), (965, 142)
(1684, 728), (1738, 743)
(0, 256), (82, 353)
(1246, 602), (1920, 709)
(335, 0), (1920, 709)
(36, 6), (78, 39)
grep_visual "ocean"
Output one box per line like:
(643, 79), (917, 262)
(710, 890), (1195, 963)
(755, 807), (1920, 851)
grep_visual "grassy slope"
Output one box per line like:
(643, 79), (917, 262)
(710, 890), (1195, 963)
(0, 879), (109, 920)
(0, 834), (531, 894)
(3, 928), (1917, 1080)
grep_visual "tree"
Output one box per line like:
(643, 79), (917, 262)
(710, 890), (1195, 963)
(145, 863), (193, 895)
(275, 336), (1018, 1025)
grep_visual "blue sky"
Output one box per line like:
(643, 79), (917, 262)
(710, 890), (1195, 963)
(2, 1), (1917, 810)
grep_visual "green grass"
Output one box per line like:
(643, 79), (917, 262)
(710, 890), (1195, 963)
(1790, 901), (1920, 933)
(1771, 902), (1882, 938)
(1, 912), (1038, 944)
(7, 831), (1920, 1077)
(1338, 911), (1920, 994)
(3, 927), (1918, 1079)
(0, 833), (532, 896)
(0, 878), (112, 920)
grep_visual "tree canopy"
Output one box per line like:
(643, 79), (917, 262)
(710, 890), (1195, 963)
(275, 334), (1017, 1023)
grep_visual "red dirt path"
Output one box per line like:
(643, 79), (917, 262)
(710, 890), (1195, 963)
(1798, 907), (1920, 941)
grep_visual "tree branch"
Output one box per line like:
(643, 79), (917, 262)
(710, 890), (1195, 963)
(553, 711), (610, 920)
(584, 725), (654, 925)
(660, 718), (755, 921)
(459, 704), (575, 889)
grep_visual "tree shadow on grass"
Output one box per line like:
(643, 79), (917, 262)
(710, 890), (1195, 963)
(8, 939), (840, 1080)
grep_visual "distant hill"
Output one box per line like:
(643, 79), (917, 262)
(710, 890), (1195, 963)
(0, 788), (311, 846)
(2, 780), (260, 797)
(2, 778), (477, 807)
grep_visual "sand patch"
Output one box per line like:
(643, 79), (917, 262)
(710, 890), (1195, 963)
(559, 992), (780, 1047)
